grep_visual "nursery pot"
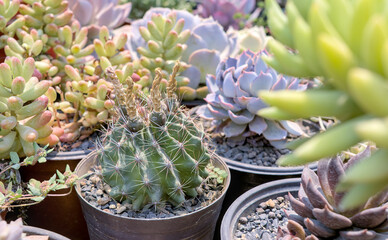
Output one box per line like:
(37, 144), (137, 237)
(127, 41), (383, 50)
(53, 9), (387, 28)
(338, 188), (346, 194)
(20, 150), (91, 240)
(23, 226), (71, 240)
(221, 178), (300, 240)
(75, 151), (231, 240)
(224, 157), (316, 197)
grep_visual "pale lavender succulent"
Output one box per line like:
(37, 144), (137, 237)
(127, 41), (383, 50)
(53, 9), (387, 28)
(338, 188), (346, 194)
(68, 0), (131, 37)
(195, 0), (255, 30)
(0, 218), (23, 240)
(119, 7), (238, 90)
(197, 50), (307, 148)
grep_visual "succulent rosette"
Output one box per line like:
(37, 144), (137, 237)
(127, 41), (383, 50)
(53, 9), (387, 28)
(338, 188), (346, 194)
(68, 0), (131, 37)
(198, 50), (307, 148)
(121, 7), (238, 92)
(279, 147), (388, 240)
(195, 0), (256, 30)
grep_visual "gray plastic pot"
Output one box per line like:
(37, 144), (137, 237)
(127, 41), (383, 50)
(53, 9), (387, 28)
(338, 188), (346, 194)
(23, 226), (70, 240)
(20, 150), (91, 240)
(75, 151), (231, 240)
(221, 178), (300, 240)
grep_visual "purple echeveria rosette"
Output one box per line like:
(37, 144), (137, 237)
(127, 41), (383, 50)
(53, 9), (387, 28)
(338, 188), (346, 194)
(198, 50), (308, 148)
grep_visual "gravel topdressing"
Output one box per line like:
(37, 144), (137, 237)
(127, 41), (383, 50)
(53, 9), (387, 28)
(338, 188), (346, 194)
(79, 165), (225, 219)
(234, 196), (291, 240)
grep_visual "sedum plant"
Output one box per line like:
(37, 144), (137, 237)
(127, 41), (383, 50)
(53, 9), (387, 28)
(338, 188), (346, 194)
(194, 0), (255, 30)
(0, 57), (58, 158)
(0, 145), (78, 210)
(120, 7), (239, 100)
(68, 0), (132, 38)
(96, 64), (213, 210)
(197, 50), (307, 148)
(258, 0), (388, 208)
(278, 147), (388, 240)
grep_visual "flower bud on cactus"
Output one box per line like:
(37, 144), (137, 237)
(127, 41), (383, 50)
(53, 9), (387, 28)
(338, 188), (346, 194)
(97, 65), (212, 210)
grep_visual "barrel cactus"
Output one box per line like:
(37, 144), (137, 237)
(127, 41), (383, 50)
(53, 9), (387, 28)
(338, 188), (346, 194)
(197, 50), (307, 148)
(278, 147), (388, 240)
(120, 7), (238, 100)
(96, 64), (212, 210)
(259, 0), (388, 208)
(0, 57), (57, 159)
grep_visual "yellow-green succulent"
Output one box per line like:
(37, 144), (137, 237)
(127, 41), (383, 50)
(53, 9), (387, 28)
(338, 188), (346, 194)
(259, 0), (388, 209)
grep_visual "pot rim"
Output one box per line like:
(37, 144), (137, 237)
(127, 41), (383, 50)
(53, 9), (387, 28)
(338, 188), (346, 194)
(75, 151), (231, 222)
(221, 178), (301, 240)
(189, 105), (318, 175)
(23, 226), (70, 240)
(46, 149), (92, 161)
(222, 156), (317, 175)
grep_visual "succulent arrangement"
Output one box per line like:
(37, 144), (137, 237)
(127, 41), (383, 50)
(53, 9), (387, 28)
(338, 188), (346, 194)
(259, 0), (388, 208)
(119, 7), (238, 101)
(68, 0), (132, 38)
(198, 50), (307, 148)
(278, 147), (388, 240)
(194, 0), (255, 30)
(96, 64), (215, 210)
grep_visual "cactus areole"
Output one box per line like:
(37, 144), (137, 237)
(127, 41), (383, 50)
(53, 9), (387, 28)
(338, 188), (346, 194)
(97, 66), (212, 210)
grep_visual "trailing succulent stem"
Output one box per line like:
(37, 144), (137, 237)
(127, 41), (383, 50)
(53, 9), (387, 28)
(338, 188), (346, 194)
(97, 63), (213, 210)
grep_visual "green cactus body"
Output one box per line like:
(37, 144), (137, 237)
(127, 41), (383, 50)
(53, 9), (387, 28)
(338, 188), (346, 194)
(98, 68), (211, 210)
(99, 106), (210, 210)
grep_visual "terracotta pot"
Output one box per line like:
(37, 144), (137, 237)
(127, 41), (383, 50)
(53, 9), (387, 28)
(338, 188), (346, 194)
(20, 150), (91, 240)
(75, 151), (231, 240)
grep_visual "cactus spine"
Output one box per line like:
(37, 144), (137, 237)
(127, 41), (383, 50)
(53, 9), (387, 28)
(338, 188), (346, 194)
(97, 64), (211, 210)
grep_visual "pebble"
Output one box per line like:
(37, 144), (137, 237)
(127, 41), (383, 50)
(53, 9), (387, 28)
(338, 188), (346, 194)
(200, 118), (319, 167)
(239, 217), (248, 224)
(80, 167), (224, 220)
(233, 195), (292, 240)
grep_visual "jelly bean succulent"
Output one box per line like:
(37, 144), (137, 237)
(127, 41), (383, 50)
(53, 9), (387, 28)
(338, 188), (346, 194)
(0, 57), (58, 158)
(96, 64), (214, 210)
(68, 0), (132, 38)
(194, 0), (255, 30)
(122, 8), (238, 100)
(197, 50), (307, 148)
(258, 0), (388, 208)
(278, 147), (388, 240)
